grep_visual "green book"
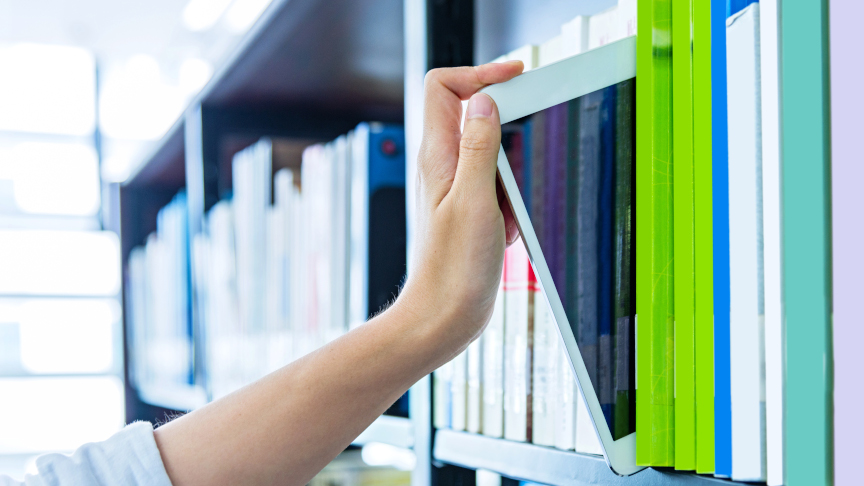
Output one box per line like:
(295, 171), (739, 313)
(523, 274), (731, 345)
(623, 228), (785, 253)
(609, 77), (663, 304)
(780, 2), (832, 485)
(672, 0), (695, 471)
(636, 0), (675, 467)
(692, 0), (714, 474)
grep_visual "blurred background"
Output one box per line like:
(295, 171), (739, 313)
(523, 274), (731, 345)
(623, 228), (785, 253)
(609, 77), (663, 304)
(0, 0), (273, 477)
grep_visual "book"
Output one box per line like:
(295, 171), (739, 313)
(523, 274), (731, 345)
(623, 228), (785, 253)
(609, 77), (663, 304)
(612, 79), (635, 441)
(450, 349), (468, 431)
(482, 272), (506, 437)
(781, 1), (832, 485)
(588, 6), (620, 49)
(636, 0), (675, 467)
(503, 239), (534, 443)
(712, 0), (733, 476)
(560, 16), (589, 59)
(758, 1), (783, 484)
(575, 388), (603, 455)
(553, 342), (577, 450)
(672, 0), (696, 471)
(538, 36), (563, 68)
(433, 360), (453, 430)
(693, 0), (715, 474)
(726, 5), (766, 481)
(467, 333), (483, 434)
(531, 296), (556, 446)
(830, 2), (863, 486)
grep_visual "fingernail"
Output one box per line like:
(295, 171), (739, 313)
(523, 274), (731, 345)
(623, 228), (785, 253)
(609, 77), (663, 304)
(466, 93), (493, 119)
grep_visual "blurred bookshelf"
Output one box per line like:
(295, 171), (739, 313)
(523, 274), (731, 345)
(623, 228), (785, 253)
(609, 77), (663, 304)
(119, 0), (772, 485)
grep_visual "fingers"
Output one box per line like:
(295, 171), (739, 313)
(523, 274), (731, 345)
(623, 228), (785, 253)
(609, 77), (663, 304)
(452, 93), (502, 198)
(418, 62), (523, 205)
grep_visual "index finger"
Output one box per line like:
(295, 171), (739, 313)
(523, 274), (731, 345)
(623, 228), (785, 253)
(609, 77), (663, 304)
(418, 62), (523, 195)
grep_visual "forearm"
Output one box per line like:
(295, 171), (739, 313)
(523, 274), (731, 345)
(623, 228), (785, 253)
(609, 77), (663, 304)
(153, 294), (459, 486)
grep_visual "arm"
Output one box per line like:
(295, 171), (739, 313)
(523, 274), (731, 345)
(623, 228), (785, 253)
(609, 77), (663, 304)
(153, 60), (524, 486)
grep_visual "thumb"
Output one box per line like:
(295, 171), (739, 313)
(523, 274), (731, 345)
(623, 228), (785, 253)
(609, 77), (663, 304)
(453, 93), (502, 195)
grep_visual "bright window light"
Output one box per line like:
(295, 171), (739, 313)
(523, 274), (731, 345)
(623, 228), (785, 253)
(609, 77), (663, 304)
(0, 43), (95, 136)
(2, 141), (101, 216)
(16, 299), (119, 374)
(99, 55), (185, 141)
(0, 377), (124, 454)
(183, 0), (234, 32)
(179, 58), (214, 95)
(224, 0), (273, 33)
(0, 230), (120, 296)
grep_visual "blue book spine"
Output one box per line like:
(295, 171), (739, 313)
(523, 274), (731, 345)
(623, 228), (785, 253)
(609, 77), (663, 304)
(713, 0), (732, 477)
(598, 85), (616, 426)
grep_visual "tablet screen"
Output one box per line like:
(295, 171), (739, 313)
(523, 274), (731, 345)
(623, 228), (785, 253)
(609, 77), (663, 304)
(501, 79), (635, 440)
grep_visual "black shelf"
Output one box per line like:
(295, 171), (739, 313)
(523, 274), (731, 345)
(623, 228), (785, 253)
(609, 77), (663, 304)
(434, 430), (743, 486)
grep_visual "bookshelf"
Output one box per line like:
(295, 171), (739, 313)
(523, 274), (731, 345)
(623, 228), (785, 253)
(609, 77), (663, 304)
(120, 0), (767, 484)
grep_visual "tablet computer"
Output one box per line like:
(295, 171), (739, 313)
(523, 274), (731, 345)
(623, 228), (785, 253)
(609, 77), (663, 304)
(480, 36), (643, 476)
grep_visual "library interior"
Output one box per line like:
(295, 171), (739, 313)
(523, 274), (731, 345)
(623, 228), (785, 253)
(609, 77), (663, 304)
(0, 0), (856, 485)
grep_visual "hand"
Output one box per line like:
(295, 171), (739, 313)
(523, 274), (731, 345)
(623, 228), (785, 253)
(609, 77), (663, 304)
(397, 61), (524, 360)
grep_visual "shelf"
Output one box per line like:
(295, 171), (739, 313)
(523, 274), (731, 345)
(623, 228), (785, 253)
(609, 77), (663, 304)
(353, 415), (414, 449)
(434, 430), (738, 486)
(124, 0), (403, 189)
(136, 382), (208, 412)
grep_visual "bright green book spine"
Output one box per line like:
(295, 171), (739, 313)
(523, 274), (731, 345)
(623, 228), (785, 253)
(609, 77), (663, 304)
(636, 0), (675, 467)
(672, 0), (695, 471)
(692, 0), (714, 474)
(780, 1), (832, 485)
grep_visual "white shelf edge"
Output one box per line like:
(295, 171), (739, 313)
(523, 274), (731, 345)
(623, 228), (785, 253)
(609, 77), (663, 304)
(352, 415), (414, 449)
(434, 429), (738, 486)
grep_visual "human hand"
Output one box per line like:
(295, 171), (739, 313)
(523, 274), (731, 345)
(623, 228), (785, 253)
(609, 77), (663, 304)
(396, 61), (524, 361)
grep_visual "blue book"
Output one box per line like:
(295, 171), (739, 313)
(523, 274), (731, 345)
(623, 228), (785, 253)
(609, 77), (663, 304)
(598, 85), (616, 426)
(713, 0), (732, 477)
(522, 119), (533, 211)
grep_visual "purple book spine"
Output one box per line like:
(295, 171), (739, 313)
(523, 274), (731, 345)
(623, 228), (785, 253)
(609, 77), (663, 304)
(830, 1), (863, 483)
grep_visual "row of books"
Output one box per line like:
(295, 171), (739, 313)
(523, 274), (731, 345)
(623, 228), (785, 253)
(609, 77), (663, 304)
(434, 0), (637, 456)
(126, 123), (409, 412)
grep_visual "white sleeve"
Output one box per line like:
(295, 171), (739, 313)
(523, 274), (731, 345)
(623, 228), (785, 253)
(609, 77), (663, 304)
(0, 421), (173, 486)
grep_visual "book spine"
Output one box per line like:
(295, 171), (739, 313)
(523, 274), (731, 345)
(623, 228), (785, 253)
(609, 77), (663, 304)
(530, 111), (546, 243)
(531, 295), (556, 446)
(467, 333), (483, 434)
(433, 361), (453, 430)
(612, 79), (635, 441)
(504, 240), (532, 442)
(554, 343), (577, 450)
(726, 5), (766, 481)
(598, 85), (616, 432)
(711, 0), (733, 475)
(830, 2), (864, 486)
(635, 0), (675, 467)
(781, 1), (832, 485)
(575, 387), (604, 455)
(693, 0), (715, 474)
(451, 349), (468, 431)
(482, 272), (506, 438)
(673, 0), (696, 471)
(758, 1), (782, 484)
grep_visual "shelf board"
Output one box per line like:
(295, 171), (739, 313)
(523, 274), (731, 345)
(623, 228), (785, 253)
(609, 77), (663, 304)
(434, 430), (739, 486)
(136, 382), (208, 412)
(124, 0), (403, 190)
(353, 415), (414, 449)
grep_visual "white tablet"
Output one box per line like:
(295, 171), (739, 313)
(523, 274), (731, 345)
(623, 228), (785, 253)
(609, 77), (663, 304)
(481, 36), (643, 476)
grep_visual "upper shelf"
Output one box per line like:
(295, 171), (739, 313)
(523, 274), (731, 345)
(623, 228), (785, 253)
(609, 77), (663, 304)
(125, 0), (404, 189)
(434, 429), (740, 486)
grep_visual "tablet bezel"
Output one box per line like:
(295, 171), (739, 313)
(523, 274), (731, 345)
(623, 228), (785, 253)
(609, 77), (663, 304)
(480, 35), (643, 477)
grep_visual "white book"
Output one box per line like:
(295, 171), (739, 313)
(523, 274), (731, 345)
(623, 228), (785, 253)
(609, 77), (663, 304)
(618, 0), (638, 38)
(538, 35), (564, 67)
(560, 16), (589, 58)
(553, 343), (577, 450)
(575, 389), (603, 455)
(482, 273), (506, 437)
(506, 44), (538, 71)
(588, 6), (620, 49)
(503, 239), (533, 442)
(727, 4), (766, 481)
(433, 360), (452, 429)
(758, 2), (783, 484)
(466, 334), (483, 433)
(531, 296), (556, 446)
(451, 349), (468, 431)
